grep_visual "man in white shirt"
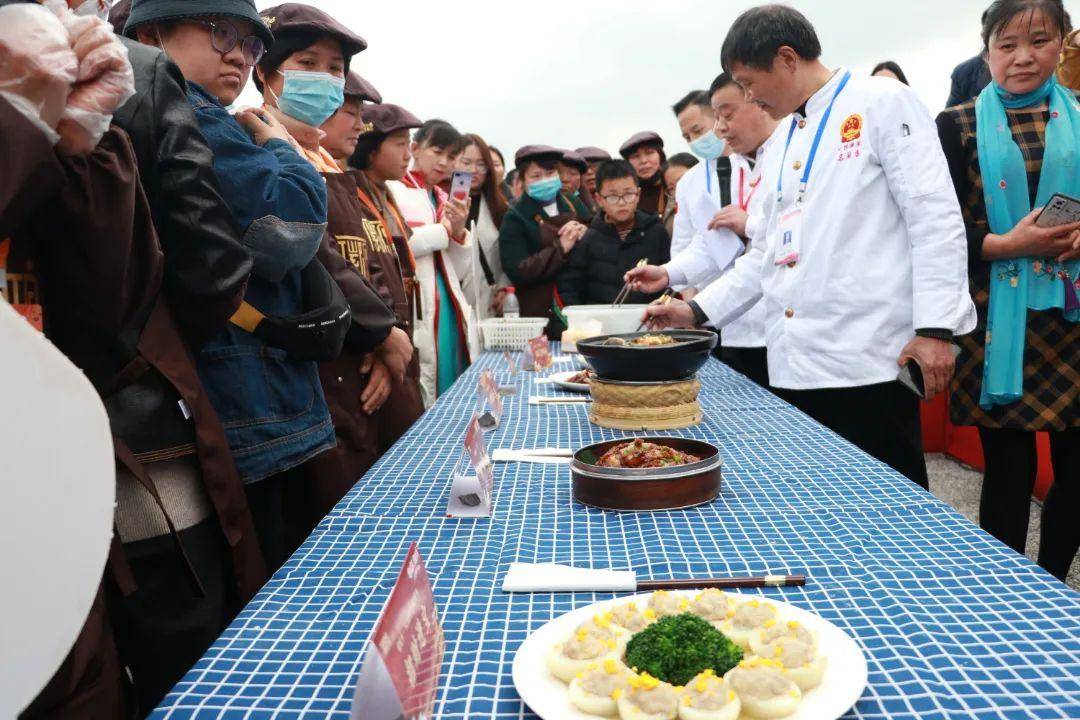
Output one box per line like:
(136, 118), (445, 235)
(663, 74), (781, 388)
(631, 5), (976, 487)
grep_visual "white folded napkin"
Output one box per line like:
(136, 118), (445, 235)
(502, 562), (637, 592)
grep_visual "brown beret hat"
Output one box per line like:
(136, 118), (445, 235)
(514, 144), (563, 170)
(618, 131), (665, 159)
(575, 146), (612, 163)
(559, 150), (588, 173)
(359, 103), (423, 137)
(345, 72), (382, 103)
(260, 3), (366, 56)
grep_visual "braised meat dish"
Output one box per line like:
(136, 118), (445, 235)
(596, 439), (701, 468)
(567, 369), (594, 384)
(601, 333), (677, 348)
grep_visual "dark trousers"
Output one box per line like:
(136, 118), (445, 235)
(978, 426), (1080, 581)
(108, 518), (232, 715)
(244, 472), (288, 575)
(776, 381), (929, 489)
(719, 346), (770, 389)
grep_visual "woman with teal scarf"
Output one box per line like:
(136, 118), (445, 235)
(937, 0), (1080, 581)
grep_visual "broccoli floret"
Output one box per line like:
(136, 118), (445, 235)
(624, 613), (743, 686)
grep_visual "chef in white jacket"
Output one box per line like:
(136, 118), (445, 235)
(632, 5), (976, 487)
(665, 77), (781, 387)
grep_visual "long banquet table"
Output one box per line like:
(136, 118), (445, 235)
(152, 350), (1080, 719)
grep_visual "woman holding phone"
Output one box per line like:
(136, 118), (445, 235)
(389, 119), (479, 405)
(937, 0), (1080, 580)
(453, 133), (510, 320)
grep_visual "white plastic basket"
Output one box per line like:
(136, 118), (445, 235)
(480, 317), (549, 351)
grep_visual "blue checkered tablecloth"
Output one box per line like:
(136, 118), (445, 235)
(152, 351), (1080, 720)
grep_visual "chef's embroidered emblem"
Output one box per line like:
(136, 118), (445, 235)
(840, 114), (863, 143)
(262, 15), (275, 26)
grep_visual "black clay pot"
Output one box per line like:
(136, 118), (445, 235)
(576, 331), (718, 382)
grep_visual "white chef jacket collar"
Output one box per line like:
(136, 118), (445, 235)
(796, 67), (846, 120)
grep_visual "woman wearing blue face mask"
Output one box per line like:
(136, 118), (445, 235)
(254, 5), (423, 540)
(498, 144), (589, 338)
(253, 3), (364, 170)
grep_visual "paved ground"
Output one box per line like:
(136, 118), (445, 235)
(926, 453), (1079, 591)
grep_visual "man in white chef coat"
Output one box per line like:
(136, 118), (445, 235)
(630, 4), (976, 487)
(670, 89), (731, 262)
(663, 74), (782, 388)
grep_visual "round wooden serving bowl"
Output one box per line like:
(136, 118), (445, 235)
(571, 437), (722, 511)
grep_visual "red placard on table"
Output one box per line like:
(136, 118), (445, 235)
(446, 413), (495, 518)
(523, 335), (553, 371)
(477, 369), (503, 426)
(351, 543), (444, 720)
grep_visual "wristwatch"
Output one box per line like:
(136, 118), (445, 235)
(688, 300), (709, 328)
(915, 328), (954, 341)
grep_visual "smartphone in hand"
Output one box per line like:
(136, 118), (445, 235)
(898, 344), (962, 398)
(1035, 192), (1080, 228)
(449, 170), (473, 203)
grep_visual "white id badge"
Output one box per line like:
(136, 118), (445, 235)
(774, 206), (803, 266)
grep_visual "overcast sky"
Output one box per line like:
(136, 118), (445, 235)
(244, 0), (1002, 159)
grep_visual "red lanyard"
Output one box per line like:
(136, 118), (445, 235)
(737, 167), (761, 212)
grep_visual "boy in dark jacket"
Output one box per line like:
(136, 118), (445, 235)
(558, 160), (671, 306)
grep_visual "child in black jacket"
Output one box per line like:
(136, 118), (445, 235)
(558, 160), (671, 306)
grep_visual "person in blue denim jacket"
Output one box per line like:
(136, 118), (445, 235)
(127, 0), (334, 570)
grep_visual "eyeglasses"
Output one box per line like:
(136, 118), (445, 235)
(600, 191), (640, 205)
(193, 19), (266, 66)
(457, 159), (488, 173)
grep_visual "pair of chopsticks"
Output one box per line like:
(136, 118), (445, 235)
(635, 290), (674, 332)
(529, 396), (592, 406)
(491, 448), (572, 464)
(612, 259), (648, 307)
(638, 575), (806, 590)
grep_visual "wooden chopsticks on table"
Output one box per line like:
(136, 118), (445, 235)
(638, 575), (806, 590)
(612, 259), (648, 308)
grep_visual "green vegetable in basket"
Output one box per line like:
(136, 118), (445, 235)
(624, 613), (743, 686)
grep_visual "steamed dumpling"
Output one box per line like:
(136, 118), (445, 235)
(610, 601), (659, 633)
(762, 637), (827, 691)
(725, 658), (801, 719)
(719, 599), (779, 650)
(569, 658), (633, 717)
(749, 619), (816, 658)
(688, 589), (738, 629)
(616, 672), (680, 720)
(545, 625), (621, 683)
(648, 590), (690, 618)
(579, 612), (631, 654)
(678, 669), (741, 720)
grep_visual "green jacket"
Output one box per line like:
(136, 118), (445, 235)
(566, 192), (594, 224)
(498, 193), (578, 320)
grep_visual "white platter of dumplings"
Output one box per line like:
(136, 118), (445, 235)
(512, 589), (867, 720)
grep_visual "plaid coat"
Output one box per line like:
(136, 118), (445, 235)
(936, 94), (1080, 431)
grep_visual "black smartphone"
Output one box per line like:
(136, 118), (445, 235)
(898, 344), (962, 398)
(1035, 192), (1080, 228)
